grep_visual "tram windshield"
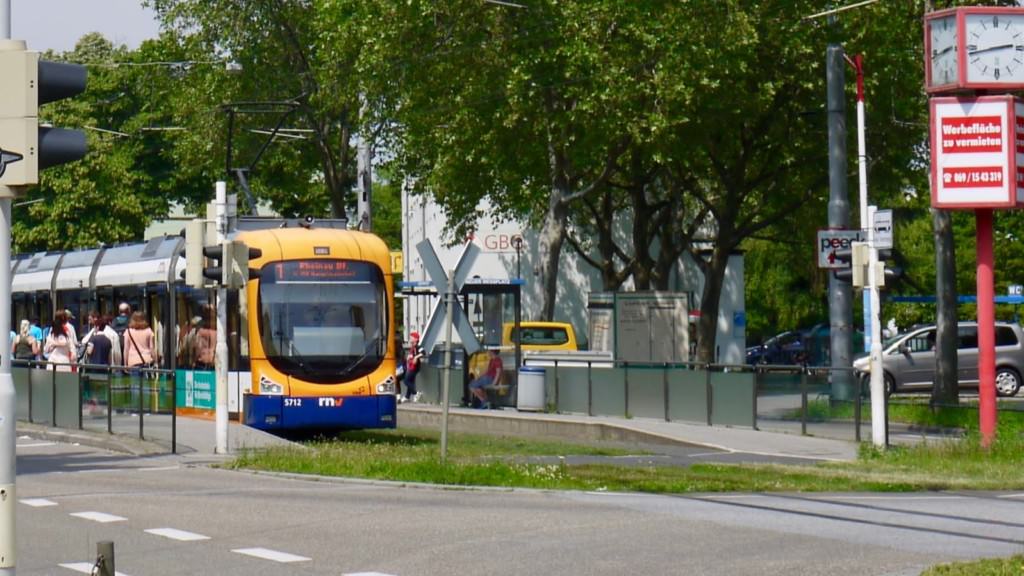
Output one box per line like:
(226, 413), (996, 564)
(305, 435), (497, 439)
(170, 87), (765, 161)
(259, 259), (387, 382)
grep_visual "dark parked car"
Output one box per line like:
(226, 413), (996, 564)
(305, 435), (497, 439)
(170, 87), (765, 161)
(746, 331), (808, 366)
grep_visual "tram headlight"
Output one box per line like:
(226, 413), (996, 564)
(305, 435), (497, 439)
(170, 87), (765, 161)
(376, 374), (396, 395)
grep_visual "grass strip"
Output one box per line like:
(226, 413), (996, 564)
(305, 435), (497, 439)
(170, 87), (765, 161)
(789, 397), (1024, 430)
(228, 425), (1024, 493)
(921, 555), (1024, 575)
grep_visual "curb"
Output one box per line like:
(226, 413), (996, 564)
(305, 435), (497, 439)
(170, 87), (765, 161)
(396, 405), (714, 450)
(16, 422), (169, 456)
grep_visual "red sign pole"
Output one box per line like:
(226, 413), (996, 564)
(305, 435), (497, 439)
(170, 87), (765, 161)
(976, 208), (997, 446)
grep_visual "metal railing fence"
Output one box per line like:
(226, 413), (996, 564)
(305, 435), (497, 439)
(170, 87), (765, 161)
(12, 359), (177, 453)
(417, 359), (1024, 444)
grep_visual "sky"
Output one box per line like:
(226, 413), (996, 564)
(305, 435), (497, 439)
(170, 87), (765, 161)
(11, 0), (160, 53)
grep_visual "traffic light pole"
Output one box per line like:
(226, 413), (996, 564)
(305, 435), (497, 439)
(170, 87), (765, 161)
(866, 208), (885, 447)
(1, 10), (16, 575)
(215, 182), (229, 454)
(0, 190), (14, 575)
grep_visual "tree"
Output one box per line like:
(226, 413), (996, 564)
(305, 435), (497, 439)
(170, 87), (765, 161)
(362, 0), (640, 319)
(147, 0), (371, 219)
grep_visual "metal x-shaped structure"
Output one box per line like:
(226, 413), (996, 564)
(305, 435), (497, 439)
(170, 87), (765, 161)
(417, 239), (482, 356)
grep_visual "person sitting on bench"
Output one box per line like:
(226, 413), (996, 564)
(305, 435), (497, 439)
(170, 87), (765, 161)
(469, 348), (503, 409)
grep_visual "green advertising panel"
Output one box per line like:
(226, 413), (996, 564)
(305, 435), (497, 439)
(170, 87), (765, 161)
(176, 369), (216, 410)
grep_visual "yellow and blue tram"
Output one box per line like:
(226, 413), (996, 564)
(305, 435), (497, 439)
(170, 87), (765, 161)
(10, 219), (398, 432)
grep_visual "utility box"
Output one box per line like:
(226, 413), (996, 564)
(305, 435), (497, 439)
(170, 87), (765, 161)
(589, 292), (691, 364)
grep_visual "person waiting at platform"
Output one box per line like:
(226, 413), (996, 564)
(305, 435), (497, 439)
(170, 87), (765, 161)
(468, 348), (503, 410)
(12, 319), (39, 361)
(43, 314), (74, 372)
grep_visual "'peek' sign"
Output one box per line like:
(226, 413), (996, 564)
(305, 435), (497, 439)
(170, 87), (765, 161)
(930, 95), (1024, 209)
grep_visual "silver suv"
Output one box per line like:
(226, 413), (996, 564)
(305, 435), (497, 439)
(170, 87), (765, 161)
(853, 322), (1024, 397)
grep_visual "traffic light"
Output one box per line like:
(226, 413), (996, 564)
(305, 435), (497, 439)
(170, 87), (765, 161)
(0, 40), (87, 189)
(178, 219), (205, 288)
(226, 240), (262, 289)
(200, 240), (262, 288)
(202, 244), (226, 285)
(833, 244), (898, 288)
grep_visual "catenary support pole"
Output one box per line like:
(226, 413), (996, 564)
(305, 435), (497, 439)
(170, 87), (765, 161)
(356, 98), (373, 232)
(827, 44), (854, 402)
(976, 208), (997, 446)
(215, 182), (229, 454)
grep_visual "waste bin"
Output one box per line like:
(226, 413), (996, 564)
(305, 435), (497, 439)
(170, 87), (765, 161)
(516, 366), (546, 411)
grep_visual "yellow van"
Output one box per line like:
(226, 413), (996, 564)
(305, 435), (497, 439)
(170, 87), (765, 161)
(501, 321), (579, 351)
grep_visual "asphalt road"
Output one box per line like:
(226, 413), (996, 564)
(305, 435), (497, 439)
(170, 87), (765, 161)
(13, 435), (1024, 576)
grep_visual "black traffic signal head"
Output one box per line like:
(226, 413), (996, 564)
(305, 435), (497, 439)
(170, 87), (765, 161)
(0, 44), (88, 188)
(203, 244), (225, 284)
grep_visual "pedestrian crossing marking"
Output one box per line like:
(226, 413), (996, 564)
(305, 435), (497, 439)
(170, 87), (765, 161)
(232, 547), (310, 563)
(20, 498), (57, 507)
(145, 527), (210, 541)
(69, 511), (126, 523)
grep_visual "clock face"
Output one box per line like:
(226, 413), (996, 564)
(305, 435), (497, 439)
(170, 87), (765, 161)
(965, 12), (1024, 83)
(929, 15), (958, 86)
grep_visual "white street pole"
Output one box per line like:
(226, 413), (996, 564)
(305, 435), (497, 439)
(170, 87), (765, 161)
(215, 182), (229, 454)
(854, 55), (872, 354)
(867, 206), (885, 447)
(849, 55), (883, 447)
(1, 6), (17, 573)
(440, 269), (454, 465)
(0, 189), (14, 576)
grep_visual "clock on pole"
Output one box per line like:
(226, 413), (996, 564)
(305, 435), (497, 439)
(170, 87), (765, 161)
(926, 7), (1024, 93)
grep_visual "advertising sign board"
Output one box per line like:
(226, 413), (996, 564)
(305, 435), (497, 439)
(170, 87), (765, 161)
(930, 95), (1024, 209)
(817, 229), (864, 269)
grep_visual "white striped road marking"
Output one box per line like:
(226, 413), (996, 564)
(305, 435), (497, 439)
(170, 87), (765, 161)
(17, 442), (57, 448)
(138, 466), (180, 472)
(59, 562), (132, 576)
(70, 511), (126, 523)
(20, 498), (57, 507)
(232, 547), (310, 563)
(145, 528), (210, 541)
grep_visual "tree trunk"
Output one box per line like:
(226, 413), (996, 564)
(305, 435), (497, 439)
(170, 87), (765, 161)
(931, 207), (959, 406)
(536, 190), (569, 321)
(696, 247), (731, 363)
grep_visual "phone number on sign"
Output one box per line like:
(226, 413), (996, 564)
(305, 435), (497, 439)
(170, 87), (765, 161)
(942, 167), (1004, 188)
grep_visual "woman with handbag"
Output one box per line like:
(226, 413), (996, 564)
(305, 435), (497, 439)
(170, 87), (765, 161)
(124, 312), (158, 369)
(124, 311), (158, 412)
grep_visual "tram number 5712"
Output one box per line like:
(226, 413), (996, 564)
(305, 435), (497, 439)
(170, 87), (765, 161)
(284, 398), (303, 407)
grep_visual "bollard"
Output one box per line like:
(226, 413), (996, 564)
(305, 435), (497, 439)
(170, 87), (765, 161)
(854, 374), (862, 443)
(96, 541), (114, 576)
(800, 369), (808, 436)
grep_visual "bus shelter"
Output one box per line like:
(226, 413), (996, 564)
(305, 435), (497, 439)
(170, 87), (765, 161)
(399, 278), (523, 407)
